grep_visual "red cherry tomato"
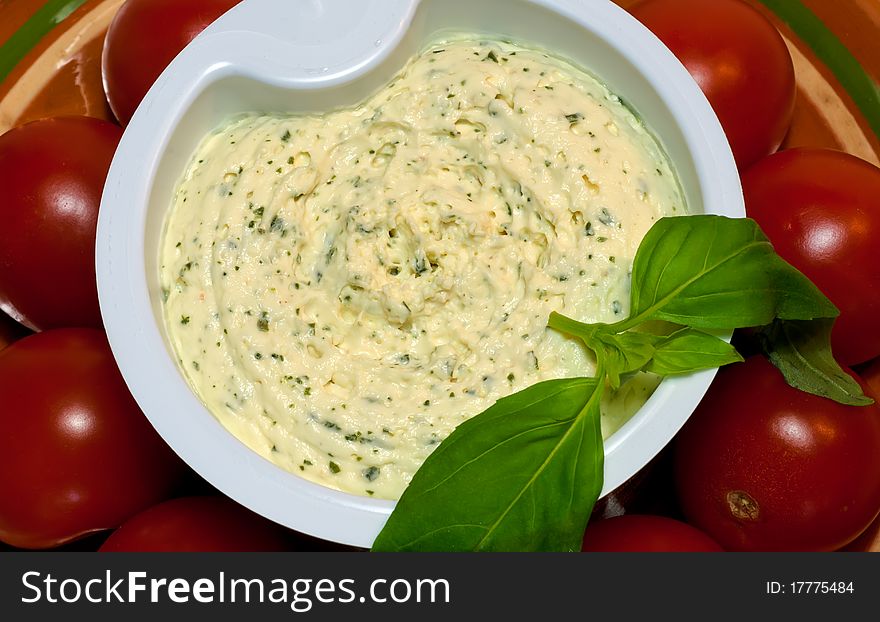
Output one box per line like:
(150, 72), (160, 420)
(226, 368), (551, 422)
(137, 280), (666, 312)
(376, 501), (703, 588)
(99, 496), (294, 552)
(0, 329), (186, 549)
(0, 117), (121, 330)
(582, 515), (722, 552)
(630, 0), (795, 169)
(102, 0), (242, 125)
(675, 356), (880, 551)
(744, 149), (880, 365)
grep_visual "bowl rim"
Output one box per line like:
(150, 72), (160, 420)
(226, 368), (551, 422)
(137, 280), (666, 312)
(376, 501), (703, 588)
(96, 0), (743, 548)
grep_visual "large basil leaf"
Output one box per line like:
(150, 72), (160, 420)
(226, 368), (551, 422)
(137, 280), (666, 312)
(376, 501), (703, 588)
(628, 216), (838, 329)
(371, 378), (604, 552)
(758, 319), (872, 406)
(645, 328), (742, 376)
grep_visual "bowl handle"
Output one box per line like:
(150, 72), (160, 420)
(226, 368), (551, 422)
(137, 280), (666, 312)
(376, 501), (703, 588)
(202, 0), (419, 76)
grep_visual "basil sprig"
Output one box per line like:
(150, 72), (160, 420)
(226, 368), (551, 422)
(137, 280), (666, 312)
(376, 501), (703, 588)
(372, 216), (871, 552)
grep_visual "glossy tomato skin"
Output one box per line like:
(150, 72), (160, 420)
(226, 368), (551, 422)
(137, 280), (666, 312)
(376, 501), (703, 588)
(744, 149), (880, 365)
(675, 356), (880, 551)
(102, 0), (241, 125)
(0, 117), (122, 330)
(582, 515), (723, 552)
(99, 496), (293, 552)
(0, 329), (186, 549)
(630, 0), (795, 169)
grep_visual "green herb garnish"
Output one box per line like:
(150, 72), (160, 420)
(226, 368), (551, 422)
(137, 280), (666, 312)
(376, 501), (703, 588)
(372, 215), (871, 552)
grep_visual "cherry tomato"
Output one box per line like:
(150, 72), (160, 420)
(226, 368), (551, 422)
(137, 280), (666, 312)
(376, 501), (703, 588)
(630, 0), (795, 169)
(0, 117), (121, 330)
(0, 329), (186, 549)
(102, 0), (242, 125)
(99, 496), (294, 552)
(675, 356), (880, 551)
(582, 515), (722, 552)
(744, 149), (880, 365)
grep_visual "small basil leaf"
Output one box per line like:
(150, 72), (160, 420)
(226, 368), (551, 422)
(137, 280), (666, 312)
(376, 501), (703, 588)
(371, 378), (604, 552)
(645, 328), (743, 376)
(629, 216), (838, 329)
(590, 331), (658, 388)
(547, 313), (655, 387)
(758, 318), (873, 406)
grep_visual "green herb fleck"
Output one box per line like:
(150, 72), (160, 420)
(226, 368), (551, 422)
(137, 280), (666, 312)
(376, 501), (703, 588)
(257, 311), (270, 332)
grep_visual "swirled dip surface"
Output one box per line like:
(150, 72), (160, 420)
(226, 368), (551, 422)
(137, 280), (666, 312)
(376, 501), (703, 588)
(160, 39), (684, 498)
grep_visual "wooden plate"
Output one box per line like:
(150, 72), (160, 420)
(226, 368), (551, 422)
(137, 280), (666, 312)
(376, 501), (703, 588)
(1, 0), (878, 551)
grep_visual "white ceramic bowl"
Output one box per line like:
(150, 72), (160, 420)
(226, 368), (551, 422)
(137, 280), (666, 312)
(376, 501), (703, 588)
(96, 0), (743, 548)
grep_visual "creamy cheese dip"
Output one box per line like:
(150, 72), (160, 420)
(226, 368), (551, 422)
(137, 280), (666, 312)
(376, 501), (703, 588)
(160, 39), (684, 499)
